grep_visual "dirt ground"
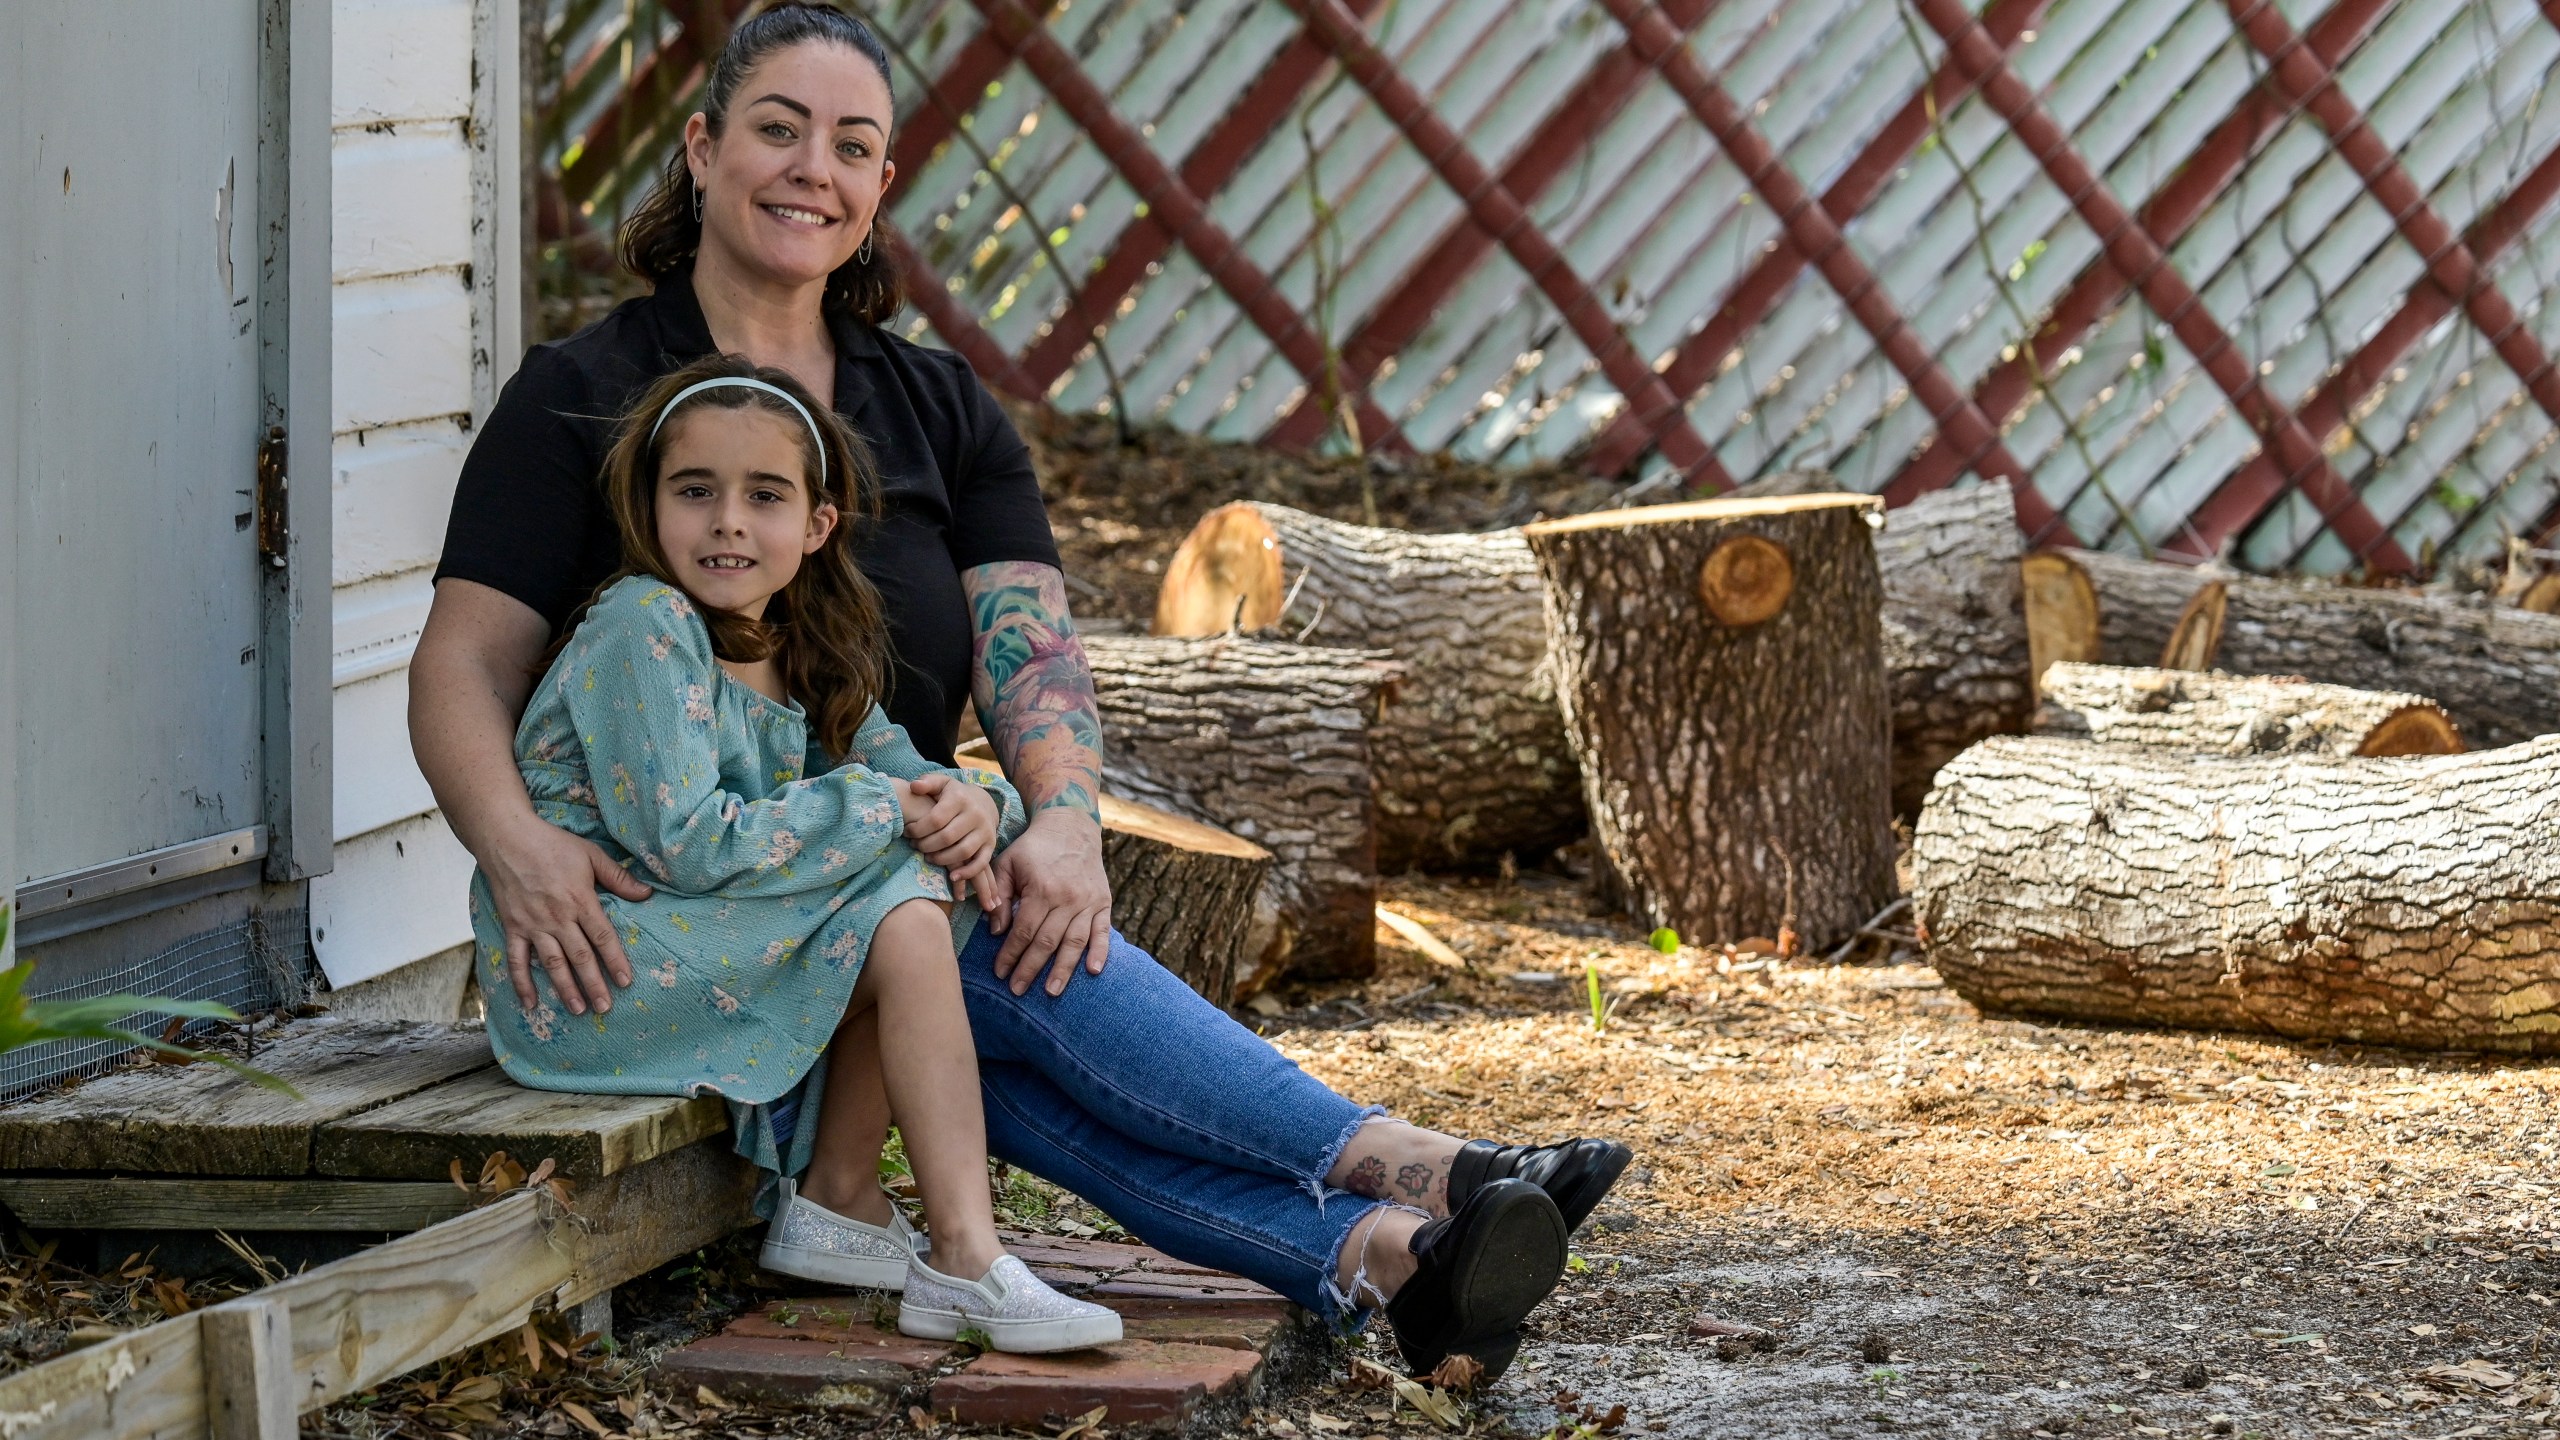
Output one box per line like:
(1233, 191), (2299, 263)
(1252, 866), (2560, 1440)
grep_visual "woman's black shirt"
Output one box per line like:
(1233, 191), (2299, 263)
(435, 273), (1060, 764)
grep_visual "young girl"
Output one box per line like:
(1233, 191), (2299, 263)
(467, 354), (1121, 1353)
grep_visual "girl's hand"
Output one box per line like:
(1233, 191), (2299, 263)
(897, 774), (1007, 909)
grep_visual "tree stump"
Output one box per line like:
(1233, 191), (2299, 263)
(958, 745), (1273, 1007)
(1521, 494), (1897, 950)
(1081, 635), (1397, 992)
(1916, 734), (2560, 1052)
(1873, 484), (2034, 813)
(2033, 663), (2463, 757)
(2029, 548), (2560, 748)
(1153, 502), (1579, 869)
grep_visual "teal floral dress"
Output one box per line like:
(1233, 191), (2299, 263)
(469, 575), (1024, 1178)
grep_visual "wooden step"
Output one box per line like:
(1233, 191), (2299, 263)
(0, 1021), (494, 1176)
(314, 1066), (727, 1181)
(0, 1177), (472, 1232)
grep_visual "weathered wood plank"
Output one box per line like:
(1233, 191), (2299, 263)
(0, 1021), (494, 1177)
(0, 1178), (472, 1233)
(550, 1138), (760, 1309)
(0, 1140), (759, 1439)
(201, 1298), (293, 1440)
(313, 1066), (728, 1181)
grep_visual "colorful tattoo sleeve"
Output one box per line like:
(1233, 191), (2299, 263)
(962, 561), (1104, 824)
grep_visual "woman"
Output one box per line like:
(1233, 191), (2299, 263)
(411, 2), (1626, 1379)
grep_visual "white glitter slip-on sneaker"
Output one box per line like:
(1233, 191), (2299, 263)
(896, 1253), (1124, 1353)
(759, 1178), (926, 1291)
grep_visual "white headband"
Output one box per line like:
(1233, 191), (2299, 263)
(648, 376), (829, 491)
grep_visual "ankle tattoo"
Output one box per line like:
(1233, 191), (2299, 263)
(1343, 1155), (1389, 1199)
(1394, 1161), (1434, 1202)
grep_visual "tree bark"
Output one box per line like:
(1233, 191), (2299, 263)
(1081, 635), (1395, 992)
(1094, 800), (1273, 1009)
(1874, 485), (2034, 813)
(1153, 502), (1580, 869)
(2033, 663), (2463, 757)
(957, 744), (1273, 1007)
(1156, 486), (2029, 836)
(1522, 495), (1898, 950)
(2057, 548), (2560, 748)
(1916, 734), (2560, 1053)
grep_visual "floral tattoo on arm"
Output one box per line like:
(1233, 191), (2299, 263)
(963, 561), (1104, 824)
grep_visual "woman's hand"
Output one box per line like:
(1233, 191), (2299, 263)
(898, 774), (1007, 910)
(410, 579), (651, 1020)
(987, 810), (1111, 997)
(482, 814), (652, 1017)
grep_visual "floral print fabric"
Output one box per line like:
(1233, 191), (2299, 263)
(470, 574), (1024, 1115)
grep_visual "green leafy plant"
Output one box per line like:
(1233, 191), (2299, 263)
(1649, 927), (1680, 955)
(0, 911), (297, 1095)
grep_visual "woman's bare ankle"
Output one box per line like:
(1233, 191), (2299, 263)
(1328, 1120), (1462, 1218)
(1333, 1207), (1423, 1307)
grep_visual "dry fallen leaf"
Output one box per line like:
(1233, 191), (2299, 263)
(1345, 1356), (1398, 1391)
(1390, 1376), (1462, 1430)
(2415, 1359), (2517, 1392)
(694, 1385), (729, 1410)
(1304, 1412), (1354, 1433)
(1056, 1403), (1109, 1439)
(1426, 1352), (1484, 1392)
(558, 1399), (612, 1436)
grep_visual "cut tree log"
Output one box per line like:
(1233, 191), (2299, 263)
(2022, 551), (2102, 683)
(1083, 635), (1395, 993)
(958, 744), (1274, 1007)
(2033, 663), (2464, 757)
(1522, 494), (1898, 950)
(1153, 501), (1580, 869)
(2028, 547), (2560, 747)
(1157, 485), (2028, 830)
(1916, 734), (2560, 1052)
(1873, 484), (2035, 812)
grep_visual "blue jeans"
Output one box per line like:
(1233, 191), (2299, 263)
(957, 919), (1389, 1323)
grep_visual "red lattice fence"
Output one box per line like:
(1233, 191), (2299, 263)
(540, 0), (2560, 575)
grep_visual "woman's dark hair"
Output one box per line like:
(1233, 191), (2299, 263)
(562, 353), (892, 755)
(620, 3), (903, 324)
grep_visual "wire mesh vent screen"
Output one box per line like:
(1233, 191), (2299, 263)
(0, 909), (316, 1101)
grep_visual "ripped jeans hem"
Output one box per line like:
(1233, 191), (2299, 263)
(1305, 1102), (1390, 1207)
(1319, 1199), (1432, 1327)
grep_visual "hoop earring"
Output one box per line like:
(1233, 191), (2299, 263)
(691, 179), (703, 222)
(857, 229), (873, 265)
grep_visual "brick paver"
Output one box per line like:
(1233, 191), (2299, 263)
(930, 1339), (1265, 1426)
(651, 1231), (1313, 1428)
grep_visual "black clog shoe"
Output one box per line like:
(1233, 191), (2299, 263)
(1446, 1137), (1633, 1234)
(1383, 1176), (1567, 1382)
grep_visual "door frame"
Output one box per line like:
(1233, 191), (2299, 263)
(259, 0), (334, 886)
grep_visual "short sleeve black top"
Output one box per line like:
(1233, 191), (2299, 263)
(436, 270), (1060, 764)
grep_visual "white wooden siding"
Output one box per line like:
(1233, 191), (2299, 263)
(314, 0), (513, 989)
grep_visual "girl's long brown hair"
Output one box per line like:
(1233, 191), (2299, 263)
(568, 354), (891, 755)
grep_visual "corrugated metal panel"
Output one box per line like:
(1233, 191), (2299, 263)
(840, 0), (2560, 574)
